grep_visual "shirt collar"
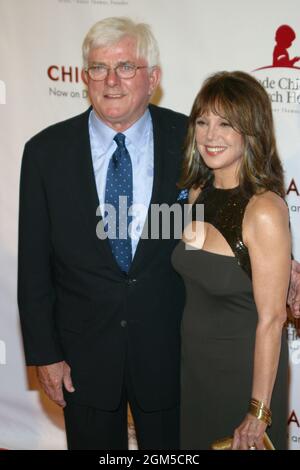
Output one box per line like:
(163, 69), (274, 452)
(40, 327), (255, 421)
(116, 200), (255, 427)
(89, 108), (151, 162)
(124, 108), (151, 151)
(89, 109), (116, 159)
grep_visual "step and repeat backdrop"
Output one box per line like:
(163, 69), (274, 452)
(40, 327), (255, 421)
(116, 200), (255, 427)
(0, 0), (299, 450)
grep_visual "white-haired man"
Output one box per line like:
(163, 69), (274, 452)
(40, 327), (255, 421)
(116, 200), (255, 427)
(18, 17), (300, 450)
(19, 17), (187, 449)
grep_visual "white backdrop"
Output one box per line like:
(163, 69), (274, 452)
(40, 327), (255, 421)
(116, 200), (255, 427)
(0, 0), (299, 450)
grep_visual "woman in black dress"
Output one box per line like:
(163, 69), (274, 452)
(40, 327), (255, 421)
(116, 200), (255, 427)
(172, 71), (291, 450)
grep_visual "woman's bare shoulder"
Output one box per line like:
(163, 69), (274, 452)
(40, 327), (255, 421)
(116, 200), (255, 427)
(243, 191), (289, 245)
(246, 191), (288, 222)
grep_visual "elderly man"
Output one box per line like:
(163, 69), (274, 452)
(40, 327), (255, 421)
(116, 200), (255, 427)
(18, 17), (300, 450)
(18, 17), (187, 450)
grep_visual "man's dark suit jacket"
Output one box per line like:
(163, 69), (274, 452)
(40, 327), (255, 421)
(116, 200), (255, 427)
(18, 104), (188, 412)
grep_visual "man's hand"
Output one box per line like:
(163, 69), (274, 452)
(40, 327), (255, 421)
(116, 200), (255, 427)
(37, 361), (75, 407)
(288, 260), (300, 318)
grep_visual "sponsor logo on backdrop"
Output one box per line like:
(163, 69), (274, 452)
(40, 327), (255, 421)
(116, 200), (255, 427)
(0, 80), (6, 104)
(252, 24), (300, 108)
(0, 340), (6, 365)
(255, 24), (300, 71)
(47, 65), (88, 100)
(286, 179), (300, 212)
(288, 410), (300, 427)
(48, 65), (85, 83)
(252, 25), (300, 220)
(288, 410), (300, 446)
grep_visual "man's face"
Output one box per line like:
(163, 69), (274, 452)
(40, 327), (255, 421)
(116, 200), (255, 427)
(86, 36), (161, 131)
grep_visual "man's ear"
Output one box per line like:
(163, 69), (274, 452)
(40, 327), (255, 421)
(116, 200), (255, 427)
(82, 69), (88, 85)
(148, 66), (161, 96)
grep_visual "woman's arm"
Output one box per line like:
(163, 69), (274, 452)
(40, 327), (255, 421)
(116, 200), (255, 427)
(232, 192), (291, 450)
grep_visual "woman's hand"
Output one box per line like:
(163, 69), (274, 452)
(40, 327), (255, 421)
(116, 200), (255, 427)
(231, 414), (267, 450)
(288, 260), (300, 318)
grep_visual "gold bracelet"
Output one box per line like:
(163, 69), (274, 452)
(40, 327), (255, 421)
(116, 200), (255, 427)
(248, 398), (272, 426)
(250, 399), (272, 422)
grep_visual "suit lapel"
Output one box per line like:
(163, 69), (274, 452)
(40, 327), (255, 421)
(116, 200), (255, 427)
(67, 108), (120, 270)
(130, 105), (179, 274)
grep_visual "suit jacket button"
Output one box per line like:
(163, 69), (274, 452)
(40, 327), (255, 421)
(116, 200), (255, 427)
(127, 278), (137, 286)
(120, 320), (127, 328)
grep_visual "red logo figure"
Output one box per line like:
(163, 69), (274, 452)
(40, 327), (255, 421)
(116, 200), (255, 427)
(253, 24), (300, 71)
(273, 25), (300, 67)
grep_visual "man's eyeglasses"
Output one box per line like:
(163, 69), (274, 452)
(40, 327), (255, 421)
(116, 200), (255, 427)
(85, 62), (149, 81)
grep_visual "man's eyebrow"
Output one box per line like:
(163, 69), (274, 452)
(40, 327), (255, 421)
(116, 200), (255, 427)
(89, 61), (107, 66)
(89, 60), (134, 65)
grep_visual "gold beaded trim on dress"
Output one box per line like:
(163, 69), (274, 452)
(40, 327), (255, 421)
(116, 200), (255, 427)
(193, 185), (252, 279)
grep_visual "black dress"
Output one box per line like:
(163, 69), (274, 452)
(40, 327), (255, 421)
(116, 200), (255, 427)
(172, 185), (288, 450)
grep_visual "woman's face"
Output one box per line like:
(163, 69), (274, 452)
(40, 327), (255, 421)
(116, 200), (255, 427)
(195, 110), (245, 175)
